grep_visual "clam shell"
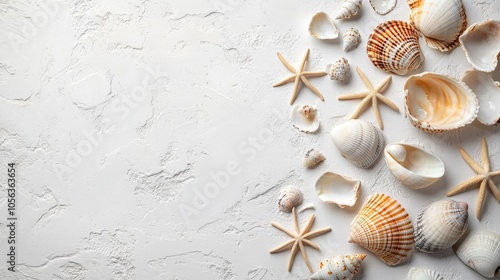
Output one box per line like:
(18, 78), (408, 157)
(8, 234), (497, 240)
(309, 12), (339, 40)
(454, 230), (500, 278)
(343, 28), (362, 52)
(310, 254), (366, 280)
(370, 0), (397, 15)
(462, 70), (500, 126)
(414, 200), (468, 253)
(404, 72), (479, 133)
(406, 267), (445, 280)
(315, 172), (361, 208)
(278, 186), (303, 213)
(459, 20), (500, 72)
(336, 0), (362, 20)
(291, 104), (320, 133)
(303, 149), (326, 168)
(326, 57), (351, 82)
(408, 0), (467, 52)
(385, 143), (445, 189)
(330, 120), (384, 169)
(367, 20), (424, 75)
(349, 193), (414, 266)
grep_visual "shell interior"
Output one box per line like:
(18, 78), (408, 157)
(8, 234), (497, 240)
(315, 172), (361, 208)
(291, 104), (320, 133)
(459, 20), (500, 72)
(309, 12), (339, 40)
(370, 0), (397, 15)
(462, 70), (500, 126)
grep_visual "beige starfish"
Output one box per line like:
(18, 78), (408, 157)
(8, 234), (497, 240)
(273, 49), (327, 105)
(447, 136), (500, 219)
(269, 207), (331, 273)
(338, 66), (399, 130)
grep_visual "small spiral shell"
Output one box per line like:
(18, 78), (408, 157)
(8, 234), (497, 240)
(277, 186), (303, 212)
(336, 0), (362, 20)
(343, 28), (361, 51)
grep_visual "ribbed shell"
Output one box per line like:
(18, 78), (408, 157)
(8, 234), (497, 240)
(310, 254), (366, 280)
(349, 193), (414, 266)
(336, 0), (362, 20)
(367, 20), (424, 75)
(406, 267), (445, 280)
(414, 200), (468, 253)
(303, 149), (326, 168)
(343, 28), (362, 51)
(370, 0), (397, 15)
(454, 230), (500, 278)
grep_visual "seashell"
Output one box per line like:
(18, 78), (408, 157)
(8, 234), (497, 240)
(278, 186), (303, 213)
(303, 149), (326, 168)
(343, 28), (362, 52)
(462, 70), (500, 126)
(349, 193), (414, 266)
(404, 72), (478, 133)
(367, 20), (424, 75)
(326, 57), (351, 82)
(336, 0), (362, 20)
(330, 119), (384, 169)
(310, 254), (366, 280)
(408, 0), (467, 52)
(460, 20), (500, 72)
(406, 267), (445, 280)
(291, 104), (320, 133)
(369, 0), (397, 15)
(414, 200), (468, 253)
(385, 143), (445, 189)
(315, 172), (361, 208)
(454, 229), (500, 278)
(309, 12), (339, 40)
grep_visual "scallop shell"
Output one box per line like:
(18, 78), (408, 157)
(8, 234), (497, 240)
(343, 28), (362, 52)
(336, 0), (362, 20)
(278, 186), (303, 213)
(408, 0), (467, 52)
(454, 230), (500, 278)
(326, 57), (351, 82)
(404, 72), (479, 133)
(459, 19), (500, 72)
(303, 149), (326, 168)
(309, 12), (339, 40)
(349, 193), (414, 266)
(370, 0), (397, 15)
(291, 104), (320, 133)
(315, 172), (361, 208)
(385, 143), (445, 189)
(462, 70), (500, 126)
(310, 254), (366, 280)
(330, 120), (384, 169)
(406, 267), (445, 280)
(367, 20), (424, 75)
(414, 200), (468, 253)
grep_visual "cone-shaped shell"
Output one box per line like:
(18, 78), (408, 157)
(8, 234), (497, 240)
(408, 0), (467, 52)
(343, 28), (362, 52)
(454, 230), (500, 278)
(367, 20), (424, 75)
(309, 12), (339, 40)
(349, 193), (414, 266)
(459, 20), (500, 72)
(462, 70), (500, 126)
(310, 254), (366, 280)
(406, 267), (445, 280)
(414, 200), (468, 253)
(336, 0), (362, 20)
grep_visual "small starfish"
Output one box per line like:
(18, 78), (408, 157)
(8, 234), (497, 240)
(273, 49), (327, 105)
(269, 207), (331, 273)
(338, 66), (399, 130)
(447, 136), (500, 219)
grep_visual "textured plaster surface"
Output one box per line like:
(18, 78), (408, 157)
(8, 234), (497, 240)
(0, 0), (499, 279)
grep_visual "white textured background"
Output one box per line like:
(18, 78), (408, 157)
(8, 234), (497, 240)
(0, 0), (499, 279)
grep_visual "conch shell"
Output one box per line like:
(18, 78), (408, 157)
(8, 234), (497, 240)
(310, 254), (366, 280)
(336, 0), (362, 20)
(343, 28), (361, 52)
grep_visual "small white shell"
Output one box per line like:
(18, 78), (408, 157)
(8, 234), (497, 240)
(326, 58), (351, 82)
(278, 186), (303, 213)
(315, 172), (361, 208)
(291, 104), (320, 133)
(385, 143), (445, 189)
(309, 12), (339, 40)
(303, 149), (326, 168)
(454, 230), (500, 278)
(406, 267), (445, 280)
(310, 254), (366, 280)
(462, 70), (500, 126)
(343, 28), (361, 52)
(370, 0), (397, 15)
(459, 20), (500, 72)
(336, 0), (362, 20)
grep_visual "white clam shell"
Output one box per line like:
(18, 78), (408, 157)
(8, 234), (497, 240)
(459, 20), (500, 72)
(336, 0), (362, 20)
(310, 254), (366, 280)
(291, 104), (320, 133)
(370, 0), (397, 15)
(326, 57), (351, 82)
(462, 70), (500, 126)
(278, 186), (303, 213)
(454, 230), (500, 278)
(309, 12), (339, 40)
(303, 149), (326, 168)
(343, 28), (361, 52)
(385, 143), (445, 189)
(406, 267), (445, 280)
(330, 120), (385, 169)
(315, 172), (361, 208)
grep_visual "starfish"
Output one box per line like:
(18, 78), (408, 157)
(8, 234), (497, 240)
(338, 66), (399, 130)
(269, 207), (331, 273)
(447, 136), (500, 219)
(273, 49), (327, 105)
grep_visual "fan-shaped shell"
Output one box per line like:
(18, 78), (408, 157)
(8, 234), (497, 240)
(291, 104), (320, 133)
(336, 0), (362, 20)
(278, 186), (303, 213)
(309, 12), (339, 40)
(343, 28), (362, 52)
(459, 20), (500, 72)
(310, 254), (366, 280)
(462, 70), (500, 126)
(349, 193), (414, 266)
(315, 172), (361, 208)
(370, 0), (397, 15)
(404, 72), (479, 133)
(385, 143), (445, 189)
(408, 0), (467, 52)
(406, 267), (445, 280)
(367, 20), (424, 75)
(326, 57), (351, 82)
(303, 149), (326, 168)
(414, 200), (468, 253)
(330, 120), (384, 169)
(454, 230), (500, 278)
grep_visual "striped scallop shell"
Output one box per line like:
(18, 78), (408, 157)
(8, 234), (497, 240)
(367, 20), (424, 75)
(349, 193), (414, 266)
(414, 200), (468, 253)
(406, 267), (445, 280)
